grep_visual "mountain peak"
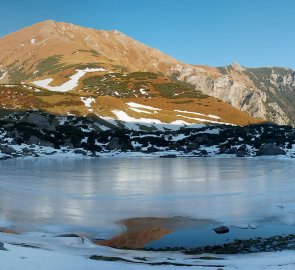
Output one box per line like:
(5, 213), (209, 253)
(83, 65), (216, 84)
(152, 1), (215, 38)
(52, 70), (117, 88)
(231, 62), (245, 72)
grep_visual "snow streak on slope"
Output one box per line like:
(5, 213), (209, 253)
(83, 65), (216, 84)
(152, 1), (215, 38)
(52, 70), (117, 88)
(33, 68), (106, 92)
(127, 102), (162, 111)
(177, 115), (234, 125)
(0, 72), (7, 80)
(175, 109), (220, 120)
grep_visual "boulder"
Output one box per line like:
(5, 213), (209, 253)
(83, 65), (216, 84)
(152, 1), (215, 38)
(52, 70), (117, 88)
(236, 150), (246, 157)
(0, 145), (15, 155)
(74, 149), (87, 155)
(186, 142), (200, 152)
(214, 226), (230, 234)
(28, 136), (40, 145)
(227, 147), (238, 154)
(39, 140), (55, 148)
(106, 137), (130, 151)
(219, 145), (229, 154)
(256, 143), (286, 156)
(200, 149), (208, 156)
(238, 144), (247, 152)
(160, 154), (177, 158)
(21, 147), (34, 155)
(0, 242), (7, 251)
(22, 113), (56, 131)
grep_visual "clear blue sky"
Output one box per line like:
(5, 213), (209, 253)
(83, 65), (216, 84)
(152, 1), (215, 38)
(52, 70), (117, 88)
(1, 0), (294, 68)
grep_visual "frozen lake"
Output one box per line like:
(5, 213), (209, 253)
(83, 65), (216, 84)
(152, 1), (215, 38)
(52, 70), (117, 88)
(1, 157), (295, 246)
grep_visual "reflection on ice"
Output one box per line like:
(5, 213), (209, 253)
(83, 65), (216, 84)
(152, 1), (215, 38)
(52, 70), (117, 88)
(0, 158), (295, 237)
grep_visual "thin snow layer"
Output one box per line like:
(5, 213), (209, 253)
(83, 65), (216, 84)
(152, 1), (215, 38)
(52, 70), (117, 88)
(0, 232), (295, 270)
(81, 97), (95, 109)
(127, 102), (162, 111)
(33, 68), (106, 92)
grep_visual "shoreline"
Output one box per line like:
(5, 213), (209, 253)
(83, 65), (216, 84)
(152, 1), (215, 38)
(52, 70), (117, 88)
(1, 145), (295, 161)
(1, 227), (295, 270)
(2, 216), (295, 254)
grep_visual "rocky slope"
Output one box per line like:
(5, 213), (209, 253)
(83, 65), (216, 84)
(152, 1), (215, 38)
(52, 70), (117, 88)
(0, 110), (293, 160)
(170, 63), (295, 126)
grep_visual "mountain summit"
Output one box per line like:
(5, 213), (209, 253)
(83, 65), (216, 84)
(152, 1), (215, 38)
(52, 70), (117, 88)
(0, 20), (179, 82)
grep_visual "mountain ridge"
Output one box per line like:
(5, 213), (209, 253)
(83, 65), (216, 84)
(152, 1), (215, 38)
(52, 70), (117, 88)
(0, 20), (294, 126)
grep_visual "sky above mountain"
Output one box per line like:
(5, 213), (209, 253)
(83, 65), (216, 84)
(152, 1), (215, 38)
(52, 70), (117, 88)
(1, 0), (294, 68)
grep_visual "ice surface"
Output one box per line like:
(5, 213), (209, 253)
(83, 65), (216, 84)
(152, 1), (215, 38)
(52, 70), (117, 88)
(1, 158), (295, 268)
(1, 158), (295, 235)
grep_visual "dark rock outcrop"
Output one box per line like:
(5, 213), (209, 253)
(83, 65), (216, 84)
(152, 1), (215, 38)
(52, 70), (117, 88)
(256, 143), (286, 156)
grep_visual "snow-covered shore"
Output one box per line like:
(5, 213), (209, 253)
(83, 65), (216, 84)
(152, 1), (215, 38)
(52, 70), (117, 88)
(1, 232), (295, 270)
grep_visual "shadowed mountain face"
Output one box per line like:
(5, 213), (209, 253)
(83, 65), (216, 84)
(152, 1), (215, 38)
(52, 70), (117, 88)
(0, 20), (293, 126)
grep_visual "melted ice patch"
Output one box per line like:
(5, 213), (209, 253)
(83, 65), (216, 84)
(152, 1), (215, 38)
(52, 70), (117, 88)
(33, 68), (106, 92)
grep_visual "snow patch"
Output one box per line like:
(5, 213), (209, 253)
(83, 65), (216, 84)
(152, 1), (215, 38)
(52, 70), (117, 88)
(81, 97), (95, 109)
(33, 68), (106, 92)
(112, 110), (162, 125)
(139, 88), (148, 96)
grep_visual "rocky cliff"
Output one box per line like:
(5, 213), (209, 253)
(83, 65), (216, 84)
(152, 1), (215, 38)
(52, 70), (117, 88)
(170, 63), (295, 125)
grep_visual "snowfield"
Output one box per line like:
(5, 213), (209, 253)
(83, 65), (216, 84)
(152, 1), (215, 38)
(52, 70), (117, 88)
(33, 68), (106, 92)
